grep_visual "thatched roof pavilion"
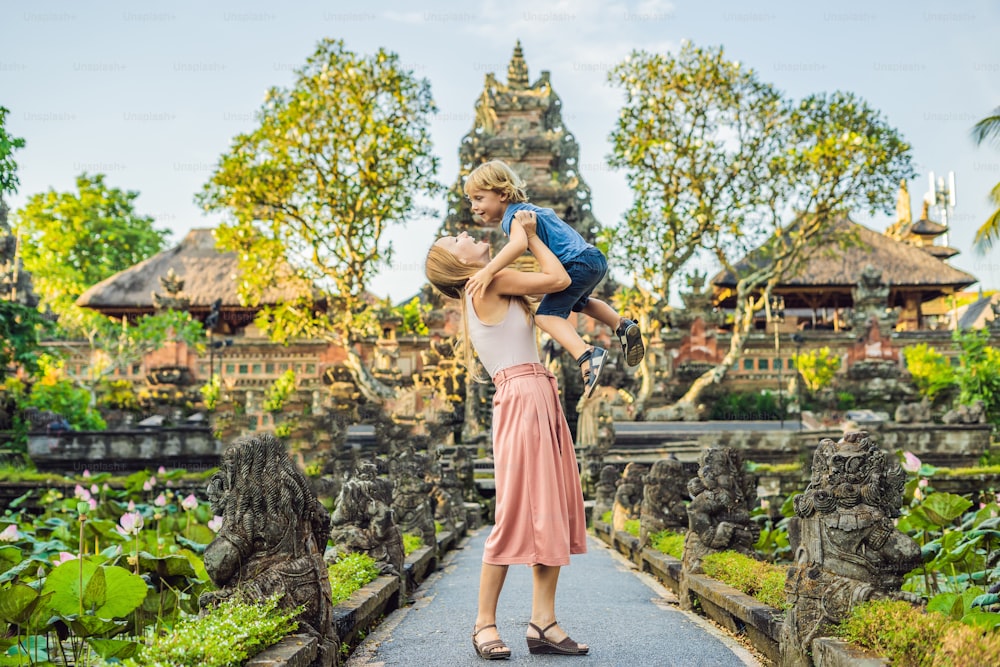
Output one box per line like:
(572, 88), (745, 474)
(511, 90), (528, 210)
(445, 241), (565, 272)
(711, 217), (976, 327)
(76, 229), (313, 332)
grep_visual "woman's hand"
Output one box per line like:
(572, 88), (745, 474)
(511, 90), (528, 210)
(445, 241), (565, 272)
(514, 210), (537, 238)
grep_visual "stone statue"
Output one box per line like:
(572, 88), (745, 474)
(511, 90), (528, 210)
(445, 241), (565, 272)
(593, 465), (619, 522)
(942, 400), (987, 424)
(639, 458), (690, 549)
(429, 463), (466, 534)
(612, 462), (647, 532)
(390, 446), (436, 550)
(894, 396), (932, 424)
(329, 460), (405, 578)
(780, 431), (922, 667)
(201, 434), (336, 667)
(151, 267), (191, 312)
(682, 447), (759, 574)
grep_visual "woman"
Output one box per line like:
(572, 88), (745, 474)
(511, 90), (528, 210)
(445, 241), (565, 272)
(425, 211), (589, 660)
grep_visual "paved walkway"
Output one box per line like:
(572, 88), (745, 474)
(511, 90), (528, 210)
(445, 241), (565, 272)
(347, 527), (761, 667)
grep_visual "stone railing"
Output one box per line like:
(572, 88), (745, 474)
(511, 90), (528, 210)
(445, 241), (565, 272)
(27, 426), (223, 473)
(592, 521), (890, 667)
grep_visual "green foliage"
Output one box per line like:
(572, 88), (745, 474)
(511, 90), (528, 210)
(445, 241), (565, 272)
(835, 391), (856, 411)
(952, 328), (1000, 425)
(600, 510), (612, 524)
(96, 379), (139, 411)
(262, 369), (297, 413)
(971, 106), (1000, 251)
(708, 391), (782, 420)
(0, 106), (26, 196)
(904, 343), (957, 400)
(22, 356), (105, 430)
(402, 533), (422, 556)
(649, 530), (684, 559)
(0, 301), (49, 378)
(117, 594), (300, 667)
(328, 552), (380, 606)
(199, 39), (441, 346)
(199, 376), (220, 411)
(86, 310), (205, 384)
(700, 551), (789, 609)
(792, 346), (841, 392)
(839, 599), (1000, 667)
(394, 296), (431, 336)
(623, 519), (640, 537)
(13, 173), (169, 335)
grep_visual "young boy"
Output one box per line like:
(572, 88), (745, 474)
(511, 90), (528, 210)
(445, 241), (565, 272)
(463, 159), (644, 398)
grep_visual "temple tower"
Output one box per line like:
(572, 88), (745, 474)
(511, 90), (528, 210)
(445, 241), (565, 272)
(440, 40), (600, 245)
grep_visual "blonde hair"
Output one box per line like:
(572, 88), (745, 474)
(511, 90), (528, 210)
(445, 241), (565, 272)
(424, 244), (533, 383)
(463, 160), (528, 203)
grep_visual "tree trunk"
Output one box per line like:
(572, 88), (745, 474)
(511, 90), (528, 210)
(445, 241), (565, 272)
(675, 294), (758, 414)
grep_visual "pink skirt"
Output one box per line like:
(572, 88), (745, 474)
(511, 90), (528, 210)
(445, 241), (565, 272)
(483, 363), (588, 566)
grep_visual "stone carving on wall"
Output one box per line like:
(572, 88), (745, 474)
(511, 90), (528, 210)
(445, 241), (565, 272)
(682, 447), (758, 574)
(612, 462), (647, 532)
(202, 434), (336, 667)
(780, 431), (922, 666)
(850, 265), (899, 336)
(329, 460), (405, 577)
(390, 446), (436, 550)
(639, 458), (690, 549)
(429, 463), (466, 534)
(894, 396), (932, 424)
(593, 464), (619, 522)
(942, 400), (986, 424)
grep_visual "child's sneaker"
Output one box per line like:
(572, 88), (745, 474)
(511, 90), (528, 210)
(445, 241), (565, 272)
(617, 318), (645, 367)
(580, 346), (608, 399)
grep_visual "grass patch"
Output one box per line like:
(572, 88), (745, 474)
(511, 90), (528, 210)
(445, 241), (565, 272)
(746, 462), (803, 475)
(839, 599), (1000, 667)
(623, 519), (640, 537)
(600, 510), (612, 523)
(936, 465), (1000, 476)
(402, 533), (422, 556)
(115, 594), (299, 667)
(701, 551), (788, 609)
(329, 552), (381, 605)
(649, 530), (685, 559)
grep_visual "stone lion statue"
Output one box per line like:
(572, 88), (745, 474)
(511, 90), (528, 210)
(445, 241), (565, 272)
(202, 434), (337, 667)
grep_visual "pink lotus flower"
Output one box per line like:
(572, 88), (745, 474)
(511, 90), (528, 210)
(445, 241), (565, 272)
(74, 485), (91, 501)
(158, 466), (167, 475)
(54, 551), (76, 564)
(88, 498), (97, 511)
(117, 511), (144, 537)
(82, 469), (91, 478)
(142, 480), (154, 492)
(208, 515), (224, 532)
(127, 500), (136, 511)
(0, 524), (20, 542)
(918, 478), (929, 488)
(154, 493), (167, 507)
(181, 494), (198, 511)
(902, 451), (922, 473)
(90, 484), (99, 495)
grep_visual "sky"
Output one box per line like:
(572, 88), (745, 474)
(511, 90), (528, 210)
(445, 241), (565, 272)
(3, 0), (999, 303)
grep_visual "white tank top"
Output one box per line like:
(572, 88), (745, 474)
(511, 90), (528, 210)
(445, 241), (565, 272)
(465, 293), (540, 378)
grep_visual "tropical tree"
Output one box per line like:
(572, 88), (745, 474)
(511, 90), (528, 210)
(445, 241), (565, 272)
(677, 90), (914, 411)
(606, 43), (786, 412)
(198, 38), (440, 400)
(14, 172), (170, 335)
(971, 106), (1000, 250)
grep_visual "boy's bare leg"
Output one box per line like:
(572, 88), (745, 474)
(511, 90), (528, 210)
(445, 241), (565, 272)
(581, 297), (624, 330)
(475, 563), (509, 644)
(527, 564), (588, 651)
(535, 314), (590, 360)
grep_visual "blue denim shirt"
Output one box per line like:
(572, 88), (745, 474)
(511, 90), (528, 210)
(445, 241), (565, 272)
(500, 202), (592, 264)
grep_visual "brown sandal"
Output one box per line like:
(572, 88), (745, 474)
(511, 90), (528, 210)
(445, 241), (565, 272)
(526, 621), (589, 655)
(473, 624), (511, 660)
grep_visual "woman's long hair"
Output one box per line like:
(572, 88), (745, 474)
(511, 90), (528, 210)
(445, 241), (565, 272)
(424, 244), (533, 382)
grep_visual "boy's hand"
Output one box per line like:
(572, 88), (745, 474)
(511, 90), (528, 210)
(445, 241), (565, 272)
(514, 210), (537, 238)
(466, 267), (495, 299)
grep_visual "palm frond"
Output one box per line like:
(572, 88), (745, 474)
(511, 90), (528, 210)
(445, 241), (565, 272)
(972, 107), (1000, 147)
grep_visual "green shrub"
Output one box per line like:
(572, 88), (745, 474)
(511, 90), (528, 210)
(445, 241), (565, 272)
(903, 343), (956, 401)
(600, 510), (612, 524)
(835, 391), (856, 411)
(402, 533), (423, 555)
(793, 346), (841, 392)
(329, 552), (381, 605)
(623, 519), (640, 536)
(650, 530), (684, 559)
(116, 594), (300, 667)
(701, 551), (789, 609)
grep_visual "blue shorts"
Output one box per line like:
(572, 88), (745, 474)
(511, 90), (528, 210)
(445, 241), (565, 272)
(536, 247), (608, 318)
